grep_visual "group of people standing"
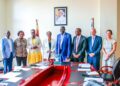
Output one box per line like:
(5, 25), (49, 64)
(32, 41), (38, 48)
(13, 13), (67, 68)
(1, 26), (117, 74)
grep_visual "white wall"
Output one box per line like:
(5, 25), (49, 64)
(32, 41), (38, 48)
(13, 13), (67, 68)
(100, 0), (117, 39)
(0, 0), (6, 38)
(116, 0), (120, 58)
(6, 0), (100, 41)
(0, 0), (6, 61)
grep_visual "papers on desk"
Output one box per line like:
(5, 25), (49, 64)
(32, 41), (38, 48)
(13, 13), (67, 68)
(38, 66), (49, 69)
(1, 72), (21, 78)
(31, 62), (49, 69)
(0, 82), (8, 86)
(32, 66), (49, 69)
(83, 78), (104, 86)
(78, 68), (91, 72)
(86, 71), (99, 76)
(6, 77), (22, 83)
(14, 66), (31, 72)
(78, 63), (91, 68)
(78, 63), (91, 72)
(13, 66), (22, 72)
(83, 80), (105, 86)
(36, 62), (49, 66)
(21, 68), (30, 71)
(84, 77), (103, 83)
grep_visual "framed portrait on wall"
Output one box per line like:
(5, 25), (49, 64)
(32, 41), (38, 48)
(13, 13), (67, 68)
(54, 7), (67, 26)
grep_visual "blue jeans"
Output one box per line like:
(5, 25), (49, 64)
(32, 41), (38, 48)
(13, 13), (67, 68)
(3, 53), (13, 74)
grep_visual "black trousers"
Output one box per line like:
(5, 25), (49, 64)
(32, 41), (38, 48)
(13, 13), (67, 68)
(16, 56), (27, 66)
(71, 57), (84, 62)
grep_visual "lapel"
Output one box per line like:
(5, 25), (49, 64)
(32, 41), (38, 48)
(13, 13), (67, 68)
(74, 36), (76, 50)
(78, 35), (82, 47)
(61, 33), (66, 46)
(74, 35), (82, 50)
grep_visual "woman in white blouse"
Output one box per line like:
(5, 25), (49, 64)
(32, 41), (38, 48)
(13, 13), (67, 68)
(102, 29), (117, 70)
(42, 31), (56, 60)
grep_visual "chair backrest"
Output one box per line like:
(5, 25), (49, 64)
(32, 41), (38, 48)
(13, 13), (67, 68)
(112, 58), (120, 80)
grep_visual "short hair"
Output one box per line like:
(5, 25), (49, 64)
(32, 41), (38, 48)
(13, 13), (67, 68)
(31, 29), (35, 32)
(17, 30), (24, 36)
(76, 28), (81, 32)
(61, 26), (65, 30)
(46, 31), (52, 35)
(106, 29), (113, 35)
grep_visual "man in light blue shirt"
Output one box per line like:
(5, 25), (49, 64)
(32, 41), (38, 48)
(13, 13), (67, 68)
(1, 31), (15, 73)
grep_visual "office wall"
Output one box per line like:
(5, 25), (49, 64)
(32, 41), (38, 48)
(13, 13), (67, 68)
(1, 0), (119, 53)
(0, 0), (6, 38)
(6, 0), (100, 41)
(100, 0), (117, 39)
(0, 0), (6, 61)
(116, 0), (120, 58)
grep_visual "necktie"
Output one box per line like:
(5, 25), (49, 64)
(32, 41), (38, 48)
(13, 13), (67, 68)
(92, 37), (95, 46)
(76, 37), (79, 52)
(48, 42), (51, 59)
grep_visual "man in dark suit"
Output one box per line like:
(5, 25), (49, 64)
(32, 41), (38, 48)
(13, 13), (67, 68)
(55, 26), (72, 62)
(87, 28), (102, 71)
(71, 28), (87, 62)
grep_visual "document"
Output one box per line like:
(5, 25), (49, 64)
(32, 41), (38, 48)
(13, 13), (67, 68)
(78, 68), (91, 72)
(21, 68), (30, 71)
(79, 63), (91, 68)
(0, 82), (8, 86)
(86, 71), (99, 76)
(32, 66), (49, 69)
(38, 66), (49, 69)
(13, 66), (22, 72)
(1, 72), (21, 78)
(14, 66), (30, 71)
(6, 77), (22, 83)
(83, 80), (105, 86)
(84, 77), (103, 82)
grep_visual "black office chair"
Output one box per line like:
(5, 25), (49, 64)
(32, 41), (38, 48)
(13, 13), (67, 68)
(99, 58), (120, 86)
(0, 60), (3, 72)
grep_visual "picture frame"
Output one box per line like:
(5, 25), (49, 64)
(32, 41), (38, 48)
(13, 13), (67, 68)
(54, 7), (67, 26)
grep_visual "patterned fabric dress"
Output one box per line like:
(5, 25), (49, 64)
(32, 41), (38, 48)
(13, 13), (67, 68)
(27, 37), (42, 64)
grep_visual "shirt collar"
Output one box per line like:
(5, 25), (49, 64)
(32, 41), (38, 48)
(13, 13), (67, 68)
(61, 32), (65, 36)
(77, 35), (81, 38)
(5, 36), (11, 40)
(91, 35), (96, 38)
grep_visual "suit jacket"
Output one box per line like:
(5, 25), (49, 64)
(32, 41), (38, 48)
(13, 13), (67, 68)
(1, 37), (15, 59)
(87, 35), (102, 58)
(55, 32), (72, 60)
(72, 35), (87, 58)
(42, 39), (56, 59)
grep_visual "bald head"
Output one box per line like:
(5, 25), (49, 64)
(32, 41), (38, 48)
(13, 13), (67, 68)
(91, 28), (96, 36)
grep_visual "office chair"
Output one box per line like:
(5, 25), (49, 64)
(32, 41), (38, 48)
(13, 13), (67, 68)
(0, 60), (3, 73)
(99, 58), (120, 86)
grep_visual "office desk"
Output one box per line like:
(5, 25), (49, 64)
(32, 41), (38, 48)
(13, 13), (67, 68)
(0, 62), (100, 86)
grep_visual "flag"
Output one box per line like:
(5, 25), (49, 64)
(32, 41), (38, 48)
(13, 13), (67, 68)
(35, 19), (39, 37)
(91, 18), (94, 28)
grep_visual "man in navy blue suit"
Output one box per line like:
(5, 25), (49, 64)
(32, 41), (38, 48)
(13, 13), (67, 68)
(87, 28), (102, 71)
(55, 26), (72, 62)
